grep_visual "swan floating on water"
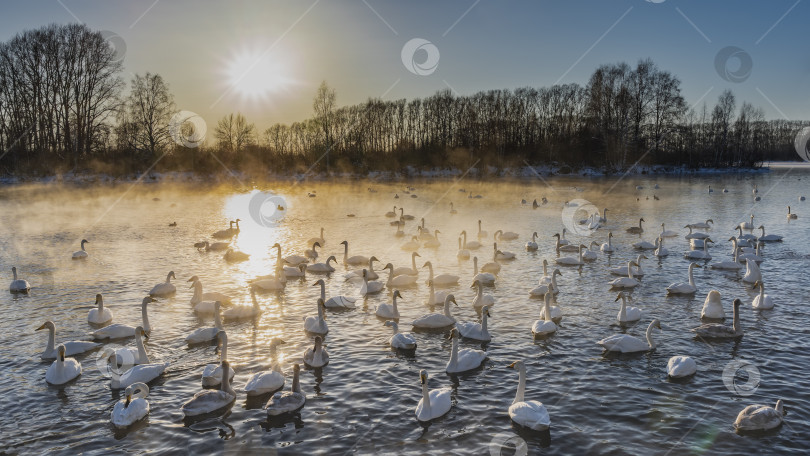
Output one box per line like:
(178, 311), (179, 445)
(266, 364), (306, 417)
(314, 279), (356, 310)
(472, 257), (496, 285)
(532, 292), (558, 336)
(786, 206), (798, 220)
(667, 356), (697, 378)
(201, 331), (235, 387)
(304, 298), (329, 335)
(751, 280), (774, 310)
(600, 232), (615, 253)
(303, 335), (329, 368)
(598, 319), (661, 353)
(45, 344), (82, 385)
(616, 292), (642, 323)
(684, 238), (713, 260)
(88, 293), (114, 325)
(426, 279), (450, 306)
(341, 240), (369, 266)
(37, 321), (100, 359)
(181, 360), (236, 418)
(307, 227), (326, 245)
(384, 321), (417, 350)
(742, 258), (762, 284)
(756, 225), (783, 242)
(609, 255), (647, 277)
(186, 301), (223, 344)
(445, 328), (486, 373)
(526, 232), (539, 251)
(423, 261), (459, 286)
(556, 244), (586, 266)
(376, 289), (403, 319)
(609, 261), (641, 289)
(530, 268), (561, 297)
(666, 263), (701, 295)
(461, 230), (481, 250)
(244, 338), (286, 396)
(384, 263), (418, 287)
(413, 294), (457, 329)
(392, 252), (420, 277)
(9, 267), (31, 293)
(415, 370), (451, 422)
(734, 400), (785, 432)
(72, 239), (89, 259)
(626, 218), (645, 234)
(108, 326), (168, 389)
(92, 297), (154, 340)
(223, 288), (262, 319)
(309, 255), (337, 273)
(360, 269), (384, 295)
(111, 382), (150, 428)
(693, 299), (742, 339)
(507, 360), (550, 431)
(700, 290), (725, 320)
(457, 305), (492, 341)
(495, 229), (519, 241)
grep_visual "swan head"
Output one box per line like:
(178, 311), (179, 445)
(187, 275), (199, 283)
(393, 290), (403, 299)
(651, 319), (662, 330)
(384, 320), (399, 330)
(639, 218), (645, 223)
(614, 292), (626, 302)
(552, 233), (560, 239)
(481, 306), (490, 317)
(168, 271), (176, 280)
(81, 239), (89, 245)
(312, 279), (325, 287)
(733, 298), (742, 308)
(313, 336), (323, 350)
(95, 293), (103, 303)
(136, 326), (148, 340)
(369, 256), (379, 264)
(326, 255), (337, 264)
(421, 261), (432, 269)
(413, 252), (421, 258)
(312, 241), (321, 248)
(419, 369), (428, 384)
(36, 320), (55, 332)
(689, 262), (702, 270)
(446, 328), (459, 340)
(445, 294), (457, 306)
(272, 243), (281, 250)
(508, 360), (524, 370)
(56, 344), (66, 362)
(142, 296), (156, 306)
(383, 263), (395, 272)
(752, 280), (763, 290)
(608, 232), (613, 238)
(362, 269), (369, 278)
(469, 280), (480, 289)
(553, 269), (562, 277)
(11, 266), (16, 275)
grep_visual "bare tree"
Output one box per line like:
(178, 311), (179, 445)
(119, 72), (175, 157)
(215, 113), (255, 154)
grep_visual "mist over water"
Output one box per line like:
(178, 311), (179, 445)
(1, 171), (808, 454)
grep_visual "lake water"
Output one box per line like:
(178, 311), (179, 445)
(2, 169), (809, 455)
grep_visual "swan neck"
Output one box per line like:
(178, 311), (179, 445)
(317, 301), (324, 321)
(221, 362), (234, 396)
(733, 304), (740, 333)
(292, 368), (301, 393)
(12, 269), (17, 281)
(551, 273), (558, 289)
(473, 257), (479, 275)
(481, 312), (488, 332)
(544, 294), (552, 322)
(319, 282), (325, 302)
(449, 336), (459, 368)
(421, 380), (431, 415)
(444, 299), (452, 317)
(514, 366), (526, 404)
(220, 336), (228, 361)
(214, 306), (222, 329)
(97, 296), (104, 311)
(165, 272), (172, 283)
(476, 282), (483, 298)
(411, 254), (417, 270)
(141, 303), (150, 332)
(392, 295), (399, 313)
(136, 331), (150, 363)
(542, 261), (548, 276)
(191, 282), (202, 303)
(619, 296), (627, 320)
(646, 322), (656, 349)
(46, 326), (55, 354)
(688, 265), (695, 286)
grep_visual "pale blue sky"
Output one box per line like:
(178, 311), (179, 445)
(1, 0), (808, 129)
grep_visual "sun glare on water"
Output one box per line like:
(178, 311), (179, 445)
(226, 48), (292, 99)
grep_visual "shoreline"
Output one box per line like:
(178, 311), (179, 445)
(1, 163), (798, 187)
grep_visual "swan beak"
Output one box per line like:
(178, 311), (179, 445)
(655, 321), (662, 330)
(141, 329), (149, 340)
(36, 323), (47, 331)
(420, 373), (427, 384)
(614, 294), (622, 302)
(451, 297), (458, 306)
(508, 361), (517, 369)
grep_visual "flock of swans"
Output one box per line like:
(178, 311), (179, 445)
(9, 183), (795, 438)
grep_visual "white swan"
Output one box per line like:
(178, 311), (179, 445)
(666, 263), (701, 295)
(539, 285), (563, 321)
(471, 280), (495, 309)
(461, 230), (481, 250)
(201, 331), (235, 387)
(742, 258), (761, 284)
(787, 206), (798, 220)
(282, 264), (307, 278)
(616, 292), (642, 323)
(92, 297), (154, 340)
(482, 250), (502, 274)
(224, 248), (250, 262)
(181, 360), (236, 417)
(108, 327), (168, 389)
(376, 290), (403, 319)
(530, 268), (561, 297)
(188, 276), (233, 304)
(360, 269), (384, 295)
(392, 252), (420, 277)
(739, 214), (755, 231)
(223, 288), (262, 319)
(751, 281), (774, 310)
(384, 321), (417, 350)
(426, 279), (450, 306)
(424, 230), (442, 248)
(684, 238), (713, 260)
(111, 382), (150, 428)
(472, 257), (496, 285)
(401, 235), (421, 251)
(457, 305), (491, 341)
(626, 218), (645, 234)
(303, 335), (329, 368)
(701, 290), (725, 320)
(601, 232), (615, 253)
(526, 232), (539, 251)
(610, 255), (647, 277)
(345, 256), (380, 281)
(693, 299), (742, 338)
(383, 264), (419, 287)
(303, 298), (328, 334)
(110, 322), (154, 366)
(266, 364), (306, 416)
(532, 292), (558, 336)
(653, 236), (669, 257)
(212, 220), (238, 239)
(244, 338), (286, 396)
(598, 319), (661, 353)
(149, 271), (177, 297)
(685, 226), (711, 240)
(445, 328), (486, 373)
(72, 239), (89, 259)
(558, 227), (570, 246)
(667, 356), (697, 378)
(186, 301), (223, 344)
(385, 206), (397, 218)
(45, 344), (81, 385)
(190, 281), (227, 314)
(688, 219), (713, 230)
(660, 223), (678, 238)
(399, 207), (415, 221)
(304, 241), (321, 260)
(37, 321), (99, 359)
(477, 219), (488, 239)
(202, 240), (230, 252)
(423, 261), (459, 286)
(711, 239), (743, 270)
(457, 237), (471, 259)
(307, 227), (326, 245)
(415, 370), (451, 422)
(494, 242), (516, 260)
(538, 259), (552, 286)
(308, 255), (337, 273)
(756, 225), (783, 242)
(507, 360), (550, 431)
(609, 261), (641, 289)
(556, 244), (586, 266)
(313, 279), (356, 310)
(413, 295), (457, 329)
(738, 241), (764, 264)
(582, 241), (601, 261)
(283, 246), (309, 266)
(9, 267), (30, 292)
(495, 229), (519, 241)
(340, 240), (369, 265)
(88, 293), (114, 325)
(734, 400), (785, 432)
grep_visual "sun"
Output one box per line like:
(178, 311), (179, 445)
(226, 48), (292, 99)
